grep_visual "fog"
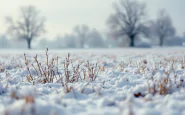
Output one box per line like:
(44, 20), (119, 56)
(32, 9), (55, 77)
(0, 0), (184, 49)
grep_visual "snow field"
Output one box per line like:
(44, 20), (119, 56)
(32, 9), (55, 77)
(0, 48), (185, 115)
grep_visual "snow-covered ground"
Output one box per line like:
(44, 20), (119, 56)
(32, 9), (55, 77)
(0, 48), (185, 115)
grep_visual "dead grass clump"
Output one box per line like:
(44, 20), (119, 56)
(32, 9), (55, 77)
(24, 48), (100, 86)
(24, 48), (62, 84)
(146, 56), (185, 95)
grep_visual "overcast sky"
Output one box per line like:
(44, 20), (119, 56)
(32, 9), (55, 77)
(0, 0), (184, 39)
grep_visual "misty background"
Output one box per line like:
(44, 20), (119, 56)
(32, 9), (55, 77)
(0, 0), (185, 49)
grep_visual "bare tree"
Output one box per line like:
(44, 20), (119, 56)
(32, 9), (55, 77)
(6, 5), (45, 49)
(153, 9), (176, 46)
(107, 0), (147, 47)
(87, 29), (105, 48)
(63, 34), (77, 48)
(73, 24), (89, 48)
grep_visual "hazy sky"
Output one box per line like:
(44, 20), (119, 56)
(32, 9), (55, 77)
(0, 0), (184, 39)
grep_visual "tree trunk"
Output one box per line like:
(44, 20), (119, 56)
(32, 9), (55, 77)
(27, 39), (31, 49)
(81, 37), (84, 48)
(159, 37), (163, 46)
(130, 35), (135, 47)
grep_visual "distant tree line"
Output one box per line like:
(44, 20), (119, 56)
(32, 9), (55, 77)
(38, 25), (106, 49)
(0, 0), (184, 49)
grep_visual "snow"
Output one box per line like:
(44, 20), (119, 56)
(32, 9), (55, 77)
(0, 47), (185, 115)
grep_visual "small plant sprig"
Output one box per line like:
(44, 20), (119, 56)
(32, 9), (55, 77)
(86, 61), (99, 81)
(24, 53), (33, 83)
